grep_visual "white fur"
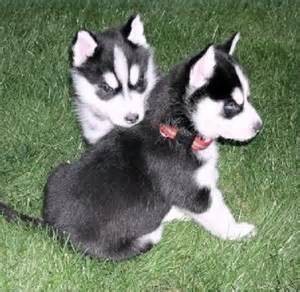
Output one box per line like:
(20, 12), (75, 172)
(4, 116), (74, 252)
(129, 64), (140, 86)
(162, 206), (189, 223)
(235, 65), (250, 98)
(137, 224), (163, 246)
(194, 142), (219, 188)
(103, 72), (119, 89)
(189, 46), (215, 89)
(190, 188), (256, 240)
(72, 31), (97, 67)
(127, 15), (148, 48)
(192, 94), (262, 141)
(232, 87), (244, 105)
(72, 71), (104, 114)
(219, 101), (262, 140)
(114, 46), (129, 92)
(76, 103), (113, 144)
(229, 32), (240, 55)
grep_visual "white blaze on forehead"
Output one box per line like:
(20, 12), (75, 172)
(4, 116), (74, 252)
(231, 87), (244, 105)
(129, 64), (140, 86)
(114, 46), (128, 90)
(235, 65), (250, 98)
(103, 72), (119, 89)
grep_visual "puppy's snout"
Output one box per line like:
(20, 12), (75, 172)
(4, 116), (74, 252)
(125, 113), (139, 124)
(253, 121), (263, 133)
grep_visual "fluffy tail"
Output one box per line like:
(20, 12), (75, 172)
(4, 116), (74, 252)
(0, 201), (44, 226)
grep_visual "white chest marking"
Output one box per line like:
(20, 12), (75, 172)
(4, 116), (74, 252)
(194, 142), (219, 188)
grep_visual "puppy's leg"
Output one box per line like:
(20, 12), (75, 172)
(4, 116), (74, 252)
(162, 206), (190, 223)
(190, 188), (256, 240)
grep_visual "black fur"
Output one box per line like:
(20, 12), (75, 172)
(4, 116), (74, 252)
(0, 39), (250, 261)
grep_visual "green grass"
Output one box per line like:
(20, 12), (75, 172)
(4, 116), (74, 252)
(0, 0), (298, 290)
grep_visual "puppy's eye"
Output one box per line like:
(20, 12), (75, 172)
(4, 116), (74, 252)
(136, 76), (144, 88)
(100, 82), (114, 93)
(223, 101), (241, 118)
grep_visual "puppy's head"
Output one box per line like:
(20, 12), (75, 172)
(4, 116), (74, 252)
(183, 33), (262, 141)
(70, 15), (157, 127)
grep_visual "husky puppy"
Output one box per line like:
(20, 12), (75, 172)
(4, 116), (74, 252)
(71, 15), (158, 144)
(0, 33), (262, 261)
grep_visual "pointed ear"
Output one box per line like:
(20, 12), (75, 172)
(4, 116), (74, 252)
(71, 31), (97, 67)
(189, 45), (216, 88)
(217, 32), (240, 55)
(121, 14), (148, 48)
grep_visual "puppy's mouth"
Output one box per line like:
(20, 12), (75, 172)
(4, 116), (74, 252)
(217, 135), (259, 146)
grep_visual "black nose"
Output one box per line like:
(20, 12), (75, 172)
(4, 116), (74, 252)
(253, 121), (263, 133)
(125, 113), (139, 124)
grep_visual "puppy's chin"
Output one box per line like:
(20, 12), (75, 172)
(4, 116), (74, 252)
(217, 137), (255, 146)
(218, 132), (260, 146)
(110, 120), (139, 128)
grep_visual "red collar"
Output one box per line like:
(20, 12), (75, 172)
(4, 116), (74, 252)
(159, 124), (213, 151)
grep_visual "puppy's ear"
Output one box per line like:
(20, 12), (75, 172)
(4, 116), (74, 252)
(189, 45), (216, 88)
(121, 14), (148, 48)
(71, 30), (98, 67)
(217, 32), (240, 55)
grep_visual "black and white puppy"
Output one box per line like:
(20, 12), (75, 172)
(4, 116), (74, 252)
(71, 15), (158, 144)
(0, 34), (262, 261)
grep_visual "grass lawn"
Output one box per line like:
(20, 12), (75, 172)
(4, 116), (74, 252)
(0, 0), (298, 290)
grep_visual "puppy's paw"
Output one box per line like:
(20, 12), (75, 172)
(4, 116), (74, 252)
(226, 222), (256, 240)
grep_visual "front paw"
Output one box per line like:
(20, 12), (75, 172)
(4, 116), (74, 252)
(226, 222), (256, 240)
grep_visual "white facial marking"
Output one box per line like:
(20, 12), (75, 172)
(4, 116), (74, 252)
(192, 97), (223, 139)
(72, 31), (97, 67)
(77, 105), (114, 144)
(235, 65), (250, 98)
(229, 32), (240, 55)
(190, 46), (216, 89)
(114, 46), (128, 93)
(129, 64), (140, 86)
(128, 15), (148, 48)
(145, 55), (157, 95)
(231, 87), (244, 105)
(103, 72), (118, 89)
(192, 96), (262, 141)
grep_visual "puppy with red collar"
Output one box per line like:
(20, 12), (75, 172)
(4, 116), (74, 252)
(0, 33), (262, 261)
